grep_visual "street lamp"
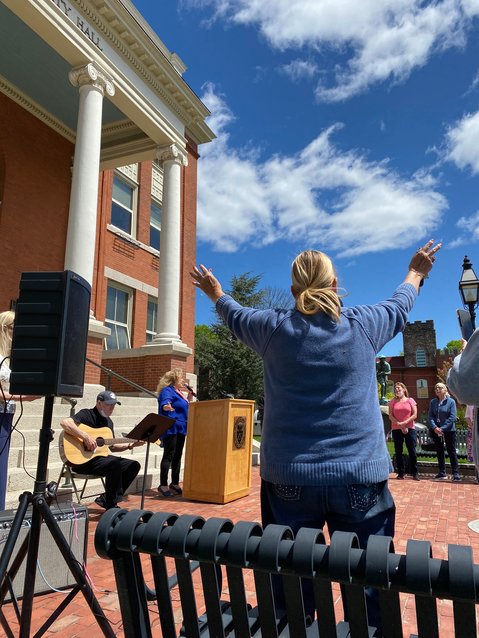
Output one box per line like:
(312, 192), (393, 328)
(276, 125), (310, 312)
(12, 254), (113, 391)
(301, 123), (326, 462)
(459, 255), (479, 330)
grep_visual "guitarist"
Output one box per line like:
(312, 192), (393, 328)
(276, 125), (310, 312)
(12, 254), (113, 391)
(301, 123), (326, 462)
(59, 390), (144, 510)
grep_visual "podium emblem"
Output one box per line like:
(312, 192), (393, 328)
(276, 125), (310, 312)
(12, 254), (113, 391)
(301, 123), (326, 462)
(233, 416), (246, 449)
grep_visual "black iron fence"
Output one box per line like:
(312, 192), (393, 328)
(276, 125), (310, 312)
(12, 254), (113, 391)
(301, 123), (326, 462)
(95, 508), (479, 637)
(416, 427), (469, 458)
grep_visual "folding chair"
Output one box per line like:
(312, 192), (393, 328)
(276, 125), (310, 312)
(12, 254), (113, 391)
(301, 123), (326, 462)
(57, 462), (106, 503)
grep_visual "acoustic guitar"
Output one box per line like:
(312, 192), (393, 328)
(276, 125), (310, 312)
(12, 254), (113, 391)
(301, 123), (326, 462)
(59, 424), (135, 466)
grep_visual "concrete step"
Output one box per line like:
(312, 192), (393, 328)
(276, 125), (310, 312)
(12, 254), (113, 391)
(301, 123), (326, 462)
(7, 394), (160, 451)
(8, 437), (166, 468)
(5, 446), (168, 509)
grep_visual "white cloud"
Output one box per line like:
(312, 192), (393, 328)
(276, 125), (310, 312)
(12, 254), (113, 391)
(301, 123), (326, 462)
(280, 59), (317, 82)
(446, 110), (479, 173)
(197, 86), (447, 256)
(449, 210), (479, 246)
(457, 211), (479, 236)
(184, 0), (479, 101)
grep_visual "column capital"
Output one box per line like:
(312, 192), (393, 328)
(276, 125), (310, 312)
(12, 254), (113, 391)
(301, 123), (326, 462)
(156, 143), (188, 167)
(69, 62), (115, 97)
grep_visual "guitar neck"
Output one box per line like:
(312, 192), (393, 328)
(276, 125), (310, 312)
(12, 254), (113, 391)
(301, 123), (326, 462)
(104, 437), (134, 446)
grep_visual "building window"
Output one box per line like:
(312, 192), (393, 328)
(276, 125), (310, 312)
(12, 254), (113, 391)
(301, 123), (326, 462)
(150, 162), (163, 251)
(105, 284), (131, 350)
(150, 199), (161, 251)
(146, 298), (158, 343)
(111, 171), (137, 236)
(416, 348), (427, 367)
(417, 379), (428, 399)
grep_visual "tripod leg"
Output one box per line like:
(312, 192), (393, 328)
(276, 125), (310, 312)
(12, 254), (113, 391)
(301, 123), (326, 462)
(0, 492), (31, 590)
(19, 499), (44, 637)
(17, 396), (55, 638)
(9, 396), (115, 638)
(26, 496), (115, 638)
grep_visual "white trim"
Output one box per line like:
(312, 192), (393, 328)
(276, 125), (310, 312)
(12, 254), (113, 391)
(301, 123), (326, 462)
(151, 162), (163, 201)
(0, 74), (76, 142)
(104, 266), (158, 296)
(2, 0), (214, 144)
(103, 341), (192, 359)
(117, 163), (138, 182)
(106, 223), (159, 256)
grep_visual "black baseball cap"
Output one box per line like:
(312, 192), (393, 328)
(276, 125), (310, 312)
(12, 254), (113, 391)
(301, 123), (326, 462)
(96, 390), (121, 405)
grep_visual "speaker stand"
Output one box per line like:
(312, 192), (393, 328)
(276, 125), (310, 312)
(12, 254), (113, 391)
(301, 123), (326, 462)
(0, 396), (115, 637)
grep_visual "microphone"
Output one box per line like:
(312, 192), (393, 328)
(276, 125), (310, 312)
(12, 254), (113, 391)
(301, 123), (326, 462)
(185, 384), (197, 398)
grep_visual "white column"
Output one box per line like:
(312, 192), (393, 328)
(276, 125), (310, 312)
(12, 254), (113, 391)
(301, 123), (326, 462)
(153, 144), (188, 344)
(64, 63), (115, 285)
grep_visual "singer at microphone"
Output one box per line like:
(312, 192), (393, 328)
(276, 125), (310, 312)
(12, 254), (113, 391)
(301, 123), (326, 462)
(185, 384), (197, 398)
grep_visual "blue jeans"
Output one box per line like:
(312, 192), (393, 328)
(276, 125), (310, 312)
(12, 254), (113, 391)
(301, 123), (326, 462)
(431, 429), (459, 475)
(261, 479), (395, 633)
(392, 428), (418, 476)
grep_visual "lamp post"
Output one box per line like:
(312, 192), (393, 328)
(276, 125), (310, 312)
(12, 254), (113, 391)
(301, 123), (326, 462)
(459, 256), (479, 330)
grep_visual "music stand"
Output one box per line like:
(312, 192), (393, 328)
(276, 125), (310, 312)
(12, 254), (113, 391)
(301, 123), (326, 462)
(127, 413), (174, 509)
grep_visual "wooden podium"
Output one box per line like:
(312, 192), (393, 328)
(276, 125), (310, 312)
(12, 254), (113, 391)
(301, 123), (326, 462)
(183, 398), (255, 504)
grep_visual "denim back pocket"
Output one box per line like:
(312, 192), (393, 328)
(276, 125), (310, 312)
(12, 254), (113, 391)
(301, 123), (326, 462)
(347, 483), (379, 512)
(272, 484), (301, 501)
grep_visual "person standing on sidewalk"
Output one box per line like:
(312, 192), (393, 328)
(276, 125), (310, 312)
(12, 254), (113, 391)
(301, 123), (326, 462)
(191, 239), (441, 635)
(448, 331), (479, 482)
(428, 382), (459, 481)
(388, 382), (419, 480)
(0, 311), (39, 510)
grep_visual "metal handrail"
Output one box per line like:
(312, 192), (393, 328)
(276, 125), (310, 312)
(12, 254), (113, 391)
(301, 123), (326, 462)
(61, 396), (78, 417)
(86, 357), (157, 398)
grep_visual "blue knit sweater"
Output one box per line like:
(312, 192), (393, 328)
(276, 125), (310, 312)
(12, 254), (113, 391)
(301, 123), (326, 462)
(216, 283), (417, 486)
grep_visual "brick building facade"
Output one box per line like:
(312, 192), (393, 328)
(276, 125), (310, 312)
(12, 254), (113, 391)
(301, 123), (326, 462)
(0, 0), (214, 395)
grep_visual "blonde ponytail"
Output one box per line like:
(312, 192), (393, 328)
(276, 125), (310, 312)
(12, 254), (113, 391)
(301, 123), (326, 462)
(292, 250), (342, 321)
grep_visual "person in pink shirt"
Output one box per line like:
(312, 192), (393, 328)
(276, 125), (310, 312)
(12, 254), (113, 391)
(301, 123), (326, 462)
(388, 382), (419, 480)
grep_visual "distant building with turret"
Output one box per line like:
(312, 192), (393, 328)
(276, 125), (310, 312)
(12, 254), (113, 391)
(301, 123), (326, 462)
(381, 320), (459, 422)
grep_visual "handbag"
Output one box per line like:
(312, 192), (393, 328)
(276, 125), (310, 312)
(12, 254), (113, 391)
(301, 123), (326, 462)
(420, 432), (437, 452)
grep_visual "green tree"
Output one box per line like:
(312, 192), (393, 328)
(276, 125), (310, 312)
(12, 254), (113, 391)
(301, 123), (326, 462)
(194, 324), (219, 400)
(195, 273), (288, 402)
(261, 286), (293, 310)
(445, 339), (462, 352)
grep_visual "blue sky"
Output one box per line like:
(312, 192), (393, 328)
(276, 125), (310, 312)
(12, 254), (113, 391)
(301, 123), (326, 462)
(133, 0), (479, 355)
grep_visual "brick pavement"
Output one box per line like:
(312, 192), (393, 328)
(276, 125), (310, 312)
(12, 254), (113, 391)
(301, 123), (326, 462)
(2, 466), (479, 637)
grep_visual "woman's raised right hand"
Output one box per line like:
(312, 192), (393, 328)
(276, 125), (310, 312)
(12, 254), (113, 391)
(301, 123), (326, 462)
(408, 239), (442, 278)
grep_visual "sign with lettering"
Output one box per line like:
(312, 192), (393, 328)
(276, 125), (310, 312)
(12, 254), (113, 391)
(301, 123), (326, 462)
(50, 0), (103, 51)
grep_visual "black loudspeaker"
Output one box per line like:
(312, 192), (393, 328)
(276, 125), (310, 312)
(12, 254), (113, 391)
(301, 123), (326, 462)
(0, 504), (88, 601)
(10, 271), (91, 397)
